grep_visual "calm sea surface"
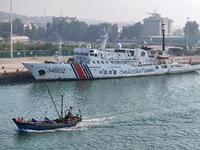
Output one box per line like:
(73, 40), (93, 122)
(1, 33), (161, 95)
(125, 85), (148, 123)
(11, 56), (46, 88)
(1, 73), (200, 150)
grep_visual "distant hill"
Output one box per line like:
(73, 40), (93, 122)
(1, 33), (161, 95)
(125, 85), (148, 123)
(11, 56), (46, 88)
(0, 11), (135, 28)
(79, 18), (135, 28)
(0, 11), (52, 27)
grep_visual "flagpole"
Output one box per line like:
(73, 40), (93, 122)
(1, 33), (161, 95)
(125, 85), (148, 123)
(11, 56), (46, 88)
(10, 0), (13, 58)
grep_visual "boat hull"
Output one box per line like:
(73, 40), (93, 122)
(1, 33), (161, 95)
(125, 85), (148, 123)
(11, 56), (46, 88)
(22, 62), (200, 81)
(12, 118), (81, 131)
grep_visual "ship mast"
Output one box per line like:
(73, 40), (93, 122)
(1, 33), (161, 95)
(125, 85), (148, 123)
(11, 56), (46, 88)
(55, 37), (62, 62)
(100, 32), (108, 50)
(99, 31), (108, 59)
(61, 95), (64, 118)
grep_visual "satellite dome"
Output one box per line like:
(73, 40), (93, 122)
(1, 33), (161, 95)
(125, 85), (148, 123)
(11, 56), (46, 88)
(115, 43), (122, 49)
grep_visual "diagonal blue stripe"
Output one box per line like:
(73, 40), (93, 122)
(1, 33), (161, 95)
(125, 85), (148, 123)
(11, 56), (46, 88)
(84, 64), (93, 78)
(71, 64), (78, 78)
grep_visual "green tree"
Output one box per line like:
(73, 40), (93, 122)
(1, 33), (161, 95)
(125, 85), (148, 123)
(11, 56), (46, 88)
(0, 22), (11, 42)
(13, 18), (24, 35)
(108, 23), (118, 40)
(46, 22), (52, 37)
(86, 24), (99, 41)
(120, 22), (143, 39)
(67, 21), (88, 41)
(51, 31), (60, 41)
(120, 26), (129, 39)
(30, 23), (37, 39)
(2, 31), (10, 42)
(132, 22), (143, 38)
(24, 25), (31, 38)
(37, 26), (46, 39)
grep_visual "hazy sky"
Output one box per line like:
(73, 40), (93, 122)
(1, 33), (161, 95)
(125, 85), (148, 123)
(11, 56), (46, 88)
(1, 0), (200, 26)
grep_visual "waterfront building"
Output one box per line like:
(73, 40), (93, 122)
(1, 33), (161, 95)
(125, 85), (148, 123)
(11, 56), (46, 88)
(143, 12), (173, 36)
(52, 16), (78, 24)
(11, 35), (29, 44)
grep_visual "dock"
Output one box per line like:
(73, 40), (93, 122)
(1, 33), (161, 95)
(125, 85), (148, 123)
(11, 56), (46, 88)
(0, 56), (70, 83)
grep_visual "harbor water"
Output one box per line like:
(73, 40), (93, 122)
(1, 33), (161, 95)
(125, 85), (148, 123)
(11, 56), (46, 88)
(1, 73), (200, 149)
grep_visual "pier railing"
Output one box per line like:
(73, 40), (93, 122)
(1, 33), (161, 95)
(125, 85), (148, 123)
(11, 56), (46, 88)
(0, 50), (73, 58)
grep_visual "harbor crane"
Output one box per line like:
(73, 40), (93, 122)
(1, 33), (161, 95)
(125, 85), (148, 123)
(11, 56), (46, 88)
(146, 10), (161, 17)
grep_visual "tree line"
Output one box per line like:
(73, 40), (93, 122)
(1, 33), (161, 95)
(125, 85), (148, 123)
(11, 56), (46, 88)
(0, 17), (200, 49)
(0, 18), (144, 43)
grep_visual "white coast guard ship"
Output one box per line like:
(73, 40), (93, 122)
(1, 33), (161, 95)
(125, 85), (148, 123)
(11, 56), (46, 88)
(22, 35), (200, 81)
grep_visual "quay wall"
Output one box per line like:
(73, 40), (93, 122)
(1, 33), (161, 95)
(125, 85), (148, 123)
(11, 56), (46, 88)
(0, 56), (70, 83)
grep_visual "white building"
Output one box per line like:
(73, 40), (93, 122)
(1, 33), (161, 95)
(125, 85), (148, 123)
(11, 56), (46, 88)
(11, 35), (29, 44)
(143, 13), (173, 36)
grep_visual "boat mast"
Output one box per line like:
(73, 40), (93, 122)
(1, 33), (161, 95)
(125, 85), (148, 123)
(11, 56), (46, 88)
(100, 31), (108, 50)
(61, 95), (63, 118)
(45, 84), (61, 118)
(55, 37), (62, 62)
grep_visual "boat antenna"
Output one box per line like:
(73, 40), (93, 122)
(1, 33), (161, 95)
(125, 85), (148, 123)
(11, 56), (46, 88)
(99, 31), (108, 50)
(61, 95), (64, 118)
(55, 37), (62, 62)
(45, 84), (61, 118)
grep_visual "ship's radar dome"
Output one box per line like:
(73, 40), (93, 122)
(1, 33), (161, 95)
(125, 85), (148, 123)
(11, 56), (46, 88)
(115, 43), (122, 49)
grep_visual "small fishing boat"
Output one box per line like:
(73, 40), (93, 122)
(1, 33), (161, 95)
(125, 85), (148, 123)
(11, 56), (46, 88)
(12, 111), (82, 131)
(12, 85), (82, 131)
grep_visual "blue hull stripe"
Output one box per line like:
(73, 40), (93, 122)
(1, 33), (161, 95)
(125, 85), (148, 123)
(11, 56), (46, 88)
(81, 64), (90, 78)
(84, 64), (93, 78)
(81, 64), (93, 78)
(71, 64), (78, 78)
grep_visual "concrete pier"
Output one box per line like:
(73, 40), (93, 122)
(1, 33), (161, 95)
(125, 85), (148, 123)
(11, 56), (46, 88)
(0, 56), (70, 83)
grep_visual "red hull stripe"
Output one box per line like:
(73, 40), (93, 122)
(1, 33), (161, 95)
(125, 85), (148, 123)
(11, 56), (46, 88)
(73, 64), (87, 79)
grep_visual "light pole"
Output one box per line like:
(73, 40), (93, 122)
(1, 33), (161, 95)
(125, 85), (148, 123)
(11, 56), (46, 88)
(10, 0), (13, 58)
(187, 17), (190, 46)
(161, 22), (165, 51)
